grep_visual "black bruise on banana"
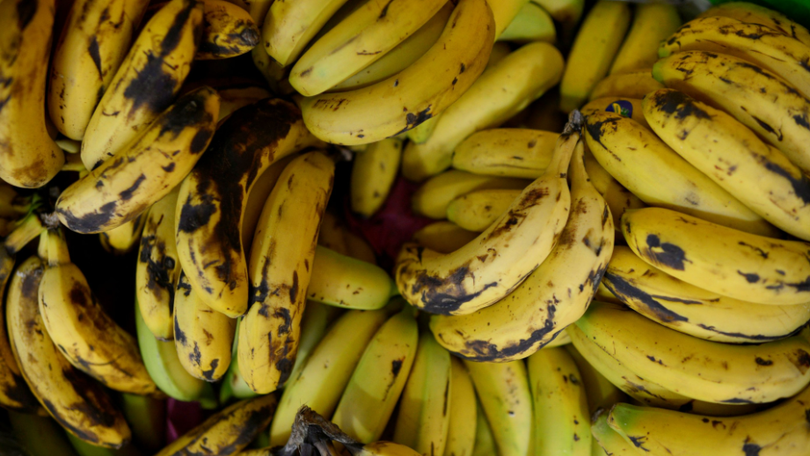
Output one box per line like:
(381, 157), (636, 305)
(198, 18), (259, 59)
(603, 273), (689, 324)
(639, 234), (690, 271)
(57, 201), (118, 235)
(138, 233), (176, 300)
(171, 401), (276, 455)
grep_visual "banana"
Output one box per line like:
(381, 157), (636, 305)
(120, 393), (165, 451)
(581, 146), (644, 238)
(174, 98), (322, 318)
(136, 188), (182, 341)
(48, 0), (150, 141)
(197, 0), (259, 60)
(489, 0), (531, 39)
(654, 50), (810, 178)
(565, 344), (626, 414)
(99, 213), (148, 255)
(238, 152), (334, 394)
(498, 2), (555, 44)
(443, 357), (476, 456)
(465, 360), (532, 456)
(576, 301), (810, 404)
(308, 246), (397, 310)
(604, 246), (810, 343)
(57, 86), (220, 234)
(588, 71), (664, 102)
(241, 154), (300, 250)
(581, 97), (648, 128)
(412, 221), (479, 254)
(607, 384), (810, 456)
(623, 206), (810, 306)
(287, 301), (344, 386)
(352, 442), (423, 456)
(9, 411), (80, 456)
(544, 329), (571, 348)
(643, 88), (810, 240)
(7, 255), (131, 448)
(447, 189), (522, 232)
(251, 45), (286, 92)
(412, 170), (531, 219)
(299, 0), (495, 145)
(174, 271), (236, 382)
(351, 138), (403, 218)
(269, 308), (392, 446)
(451, 128), (558, 179)
(407, 116), (440, 145)
(528, 347), (591, 456)
(393, 332), (452, 456)
(590, 410), (639, 456)
(289, 0), (449, 97)
(471, 400), (496, 456)
(81, 0), (203, 170)
(430, 139), (613, 361)
(584, 110), (778, 236)
(609, 3), (680, 75)
(530, 0), (584, 44)
(698, 1), (810, 47)
(216, 84), (272, 122)
(401, 41), (563, 181)
(0, 0), (65, 188)
(659, 16), (810, 100)
(559, 0), (631, 113)
(333, 309), (419, 443)
(154, 395), (277, 456)
(396, 120), (579, 316)
(4, 210), (49, 256)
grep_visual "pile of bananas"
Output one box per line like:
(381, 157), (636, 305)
(1, 0), (810, 455)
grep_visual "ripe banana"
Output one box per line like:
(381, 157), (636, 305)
(698, 1), (810, 47)
(488, 0), (531, 39)
(576, 301), (810, 404)
(412, 170), (530, 219)
(559, 0), (631, 113)
(351, 138), (403, 218)
(308, 246), (397, 310)
(447, 189), (522, 232)
(584, 109), (777, 236)
(241, 154), (299, 250)
(175, 270), (236, 382)
(57, 86), (220, 234)
(411, 221), (479, 254)
(590, 410), (638, 456)
(471, 401), (496, 456)
(581, 97), (648, 128)
(396, 122), (579, 316)
(451, 128), (558, 179)
(175, 98), (322, 318)
(659, 16), (810, 100)
(0, 0), (65, 189)
(7, 255), (131, 448)
(81, 0), (203, 170)
(582, 146), (645, 239)
(430, 139), (613, 361)
(465, 360), (533, 456)
(443, 357), (476, 456)
(287, 301), (344, 385)
(498, 2), (555, 44)
(197, 0), (259, 60)
(565, 344), (626, 414)
(238, 152), (334, 393)
(401, 41), (563, 181)
(299, 0), (495, 145)
(604, 246), (810, 343)
(654, 50), (810, 178)
(99, 213), (148, 255)
(643, 88), (810, 240)
(609, 3), (681, 75)
(588, 71), (664, 102)
(393, 332), (452, 456)
(333, 309), (419, 443)
(251, 44), (286, 92)
(528, 347), (591, 456)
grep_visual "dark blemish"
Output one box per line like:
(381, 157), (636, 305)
(653, 90), (711, 121)
(119, 174), (146, 201)
(403, 107), (432, 131)
(122, 53), (180, 116)
(752, 116), (782, 140)
(16, 0), (36, 28)
(275, 308), (292, 336)
(755, 357), (773, 366)
(177, 194), (216, 233)
(162, 162), (176, 173)
(88, 36), (103, 78)
(57, 200), (118, 233)
(391, 359), (403, 376)
(459, 63), (466, 74)
(794, 114), (810, 130)
(190, 343), (202, 366)
(737, 271), (760, 283)
(289, 271), (299, 303)
(743, 442), (761, 456)
(459, 303), (558, 361)
(628, 436), (649, 451)
(202, 358), (219, 381)
(411, 264), (498, 314)
(276, 358), (293, 386)
(644, 234), (689, 271)
(721, 398), (756, 404)
(738, 241), (768, 259)
(378, 0), (394, 19)
(159, 91), (213, 138)
(442, 378), (450, 416)
(762, 159), (810, 205)
(573, 434), (579, 441)
(604, 274), (688, 324)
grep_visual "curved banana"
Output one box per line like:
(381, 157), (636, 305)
(412, 170), (530, 219)
(565, 344), (626, 414)
(576, 301), (810, 404)
(451, 128), (558, 179)
(654, 50), (810, 177)
(174, 98), (322, 318)
(582, 146), (645, 238)
(396, 123), (578, 316)
(197, 0), (259, 60)
(489, 0), (531, 39)
(308, 246), (397, 310)
(333, 309), (418, 443)
(559, 0), (631, 113)
(643, 88), (810, 240)
(99, 213), (148, 255)
(588, 71), (664, 102)
(604, 246), (810, 343)
(287, 301), (344, 385)
(241, 154), (299, 250)
(174, 271), (235, 382)
(443, 357), (476, 456)
(57, 86), (220, 234)
(251, 45), (286, 92)
(581, 97), (648, 128)
(7, 255), (131, 448)
(411, 221), (479, 254)
(351, 138), (403, 218)
(299, 0), (495, 145)
(609, 3), (681, 75)
(590, 410), (639, 456)
(430, 139), (613, 361)
(401, 41), (564, 181)
(48, 0), (150, 141)
(238, 152), (334, 393)
(528, 347), (591, 456)
(0, 0), (65, 189)
(447, 189), (522, 232)
(698, 1), (810, 47)
(498, 2), (555, 44)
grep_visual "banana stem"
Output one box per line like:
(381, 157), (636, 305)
(44, 227), (70, 267)
(313, 441), (340, 456)
(4, 213), (44, 255)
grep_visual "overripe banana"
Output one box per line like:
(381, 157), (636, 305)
(412, 170), (530, 220)
(99, 213), (148, 255)
(351, 138), (403, 218)
(451, 128), (558, 179)
(411, 221), (479, 254)
(609, 3), (680, 75)
(698, 1), (810, 47)
(443, 357), (476, 456)
(447, 189), (522, 232)
(307, 246), (397, 310)
(498, 2), (555, 44)
(197, 0), (259, 60)
(588, 71), (664, 102)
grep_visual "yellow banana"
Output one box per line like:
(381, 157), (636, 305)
(402, 41), (563, 181)
(698, 1), (810, 47)
(447, 189), (522, 232)
(241, 154), (299, 250)
(396, 122), (578, 316)
(7, 255), (131, 448)
(488, 0), (531, 39)
(443, 357), (476, 456)
(48, 0), (150, 141)
(582, 146), (644, 238)
(81, 0), (203, 170)
(471, 400), (496, 456)
(286, 301), (344, 395)
(498, 2), (555, 44)
(308, 246), (397, 310)
(430, 140), (613, 361)
(559, 0), (631, 113)
(588, 71), (664, 102)
(299, 0), (495, 145)
(609, 3), (681, 75)
(451, 128), (558, 179)
(351, 138), (403, 218)
(411, 221), (479, 254)
(99, 213), (148, 255)
(197, 0), (259, 60)
(412, 170), (530, 219)
(251, 44), (286, 92)
(565, 344), (626, 414)
(174, 98), (322, 318)
(590, 410), (640, 456)
(57, 86), (220, 234)
(581, 97), (648, 128)
(0, 0), (65, 188)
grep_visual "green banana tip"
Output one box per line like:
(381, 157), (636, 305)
(651, 60), (666, 84)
